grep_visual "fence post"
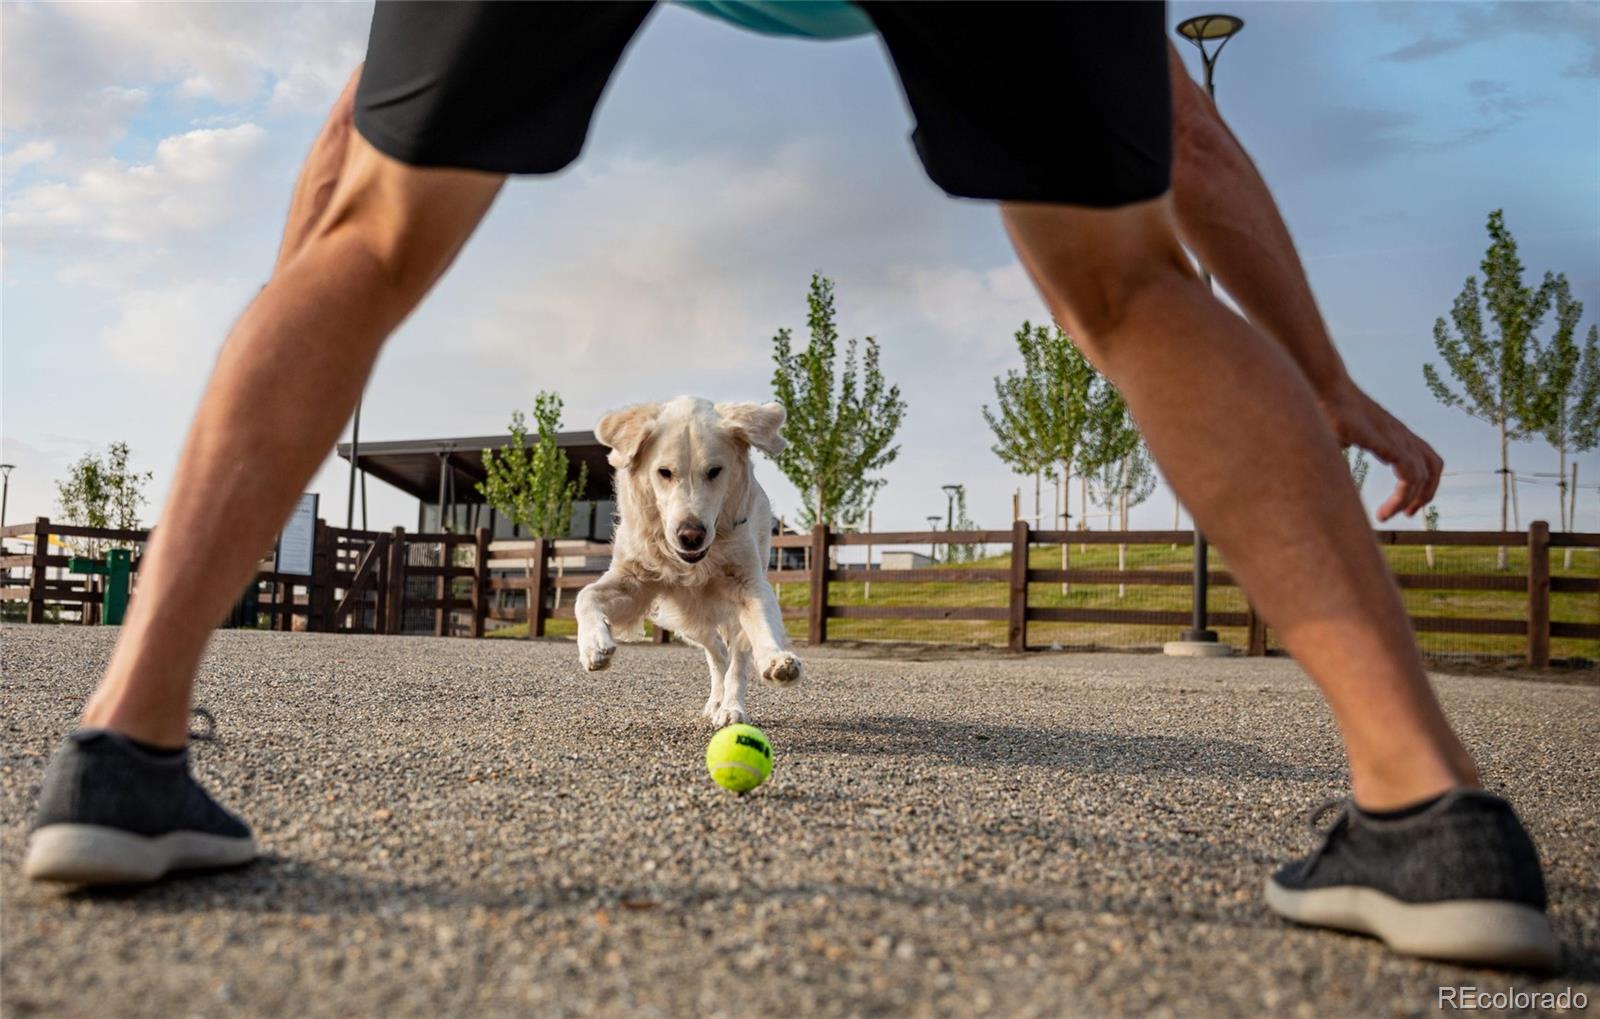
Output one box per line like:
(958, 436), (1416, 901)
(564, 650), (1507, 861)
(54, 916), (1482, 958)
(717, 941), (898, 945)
(808, 523), (830, 645)
(1246, 600), (1268, 657)
(384, 526), (407, 635)
(471, 527), (489, 638)
(433, 538), (448, 638)
(27, 517), (49, 624)
(1008, 520), (1029, 653)
(1527, 520), (1550, 668)
(529, 537), (549, 638)
(309, 520), (332, 633)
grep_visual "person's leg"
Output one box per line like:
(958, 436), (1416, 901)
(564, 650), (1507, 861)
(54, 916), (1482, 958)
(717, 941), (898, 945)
(1001, 197), (1470, 811)
(80, 132), (503, 748)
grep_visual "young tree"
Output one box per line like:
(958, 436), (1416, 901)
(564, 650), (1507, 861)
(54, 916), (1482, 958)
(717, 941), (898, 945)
(771, 274), (906, 528)
(982, 322), (1097, 590)
(1423, 210), (1551, 567)
(477, 392), (586, 632)
(944, 486), (980, 563)
(55, 442), (152, 556)
(1424, 504), (1440, 569)
(1090, 399), (1157, 596)
(1529, 274), (1599, 557)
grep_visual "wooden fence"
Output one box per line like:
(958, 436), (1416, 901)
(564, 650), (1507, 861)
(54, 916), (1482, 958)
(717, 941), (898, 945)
(2, 517), (1595, 667)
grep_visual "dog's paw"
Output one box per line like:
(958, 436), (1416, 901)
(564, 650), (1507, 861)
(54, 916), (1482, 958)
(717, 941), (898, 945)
(700, 696), (722, 723)
(578, 627), (616, 671)
(711, 703), (749, 727)
(761, 652), (803, 685)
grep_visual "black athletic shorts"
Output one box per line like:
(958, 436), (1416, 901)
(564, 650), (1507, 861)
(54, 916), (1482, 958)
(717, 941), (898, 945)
(354, 2), (1171, 207)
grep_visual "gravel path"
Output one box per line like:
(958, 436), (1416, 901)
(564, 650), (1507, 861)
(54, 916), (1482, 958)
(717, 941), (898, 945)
(3, 625), (1597, 1018)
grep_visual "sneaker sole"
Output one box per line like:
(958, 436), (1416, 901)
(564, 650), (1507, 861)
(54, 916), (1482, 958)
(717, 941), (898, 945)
(24, 823), (256, 884)
(1265, 877), (1559, 969)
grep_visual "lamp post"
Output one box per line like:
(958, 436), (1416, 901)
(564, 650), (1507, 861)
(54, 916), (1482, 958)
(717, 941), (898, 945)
(0, 464), (13, 563)
(941, 484), (963, 531)
(1167, 12), (1244, 658)
(926, 514), (943, 562)
(0, 464), (13, 533)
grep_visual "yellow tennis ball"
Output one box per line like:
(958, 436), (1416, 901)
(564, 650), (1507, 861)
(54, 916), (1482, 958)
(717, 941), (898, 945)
(706, 724), (773, 793)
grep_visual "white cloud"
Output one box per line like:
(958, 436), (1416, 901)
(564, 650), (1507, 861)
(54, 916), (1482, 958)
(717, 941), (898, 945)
(4, 139), (57, 172)
(1, 3), (368, 148)
(5, 124), (268, 247)
(97, 278), (248, 387)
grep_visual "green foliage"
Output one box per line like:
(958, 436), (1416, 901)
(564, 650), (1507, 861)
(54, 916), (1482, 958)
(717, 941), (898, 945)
(1345, 447), (1370, 492)
(1425, 505), (1440, 531)
(771, 274), (906, 528)
(55, 442), (150, 554)
(982, 322), (1101, 525)
(477, 392), (586, 540)
(1531, 275), (1600, 457)
(1423, 210), (1551, 434)
(1089, 394), (1156, 522)
(944, 485), (981, 563)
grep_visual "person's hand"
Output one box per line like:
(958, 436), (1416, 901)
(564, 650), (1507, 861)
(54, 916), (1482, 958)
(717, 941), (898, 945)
(1318, 381), (1443, 522)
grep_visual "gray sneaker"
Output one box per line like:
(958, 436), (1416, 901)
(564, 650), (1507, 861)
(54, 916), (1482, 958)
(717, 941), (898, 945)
(24, 728), (256, 884)
(1265, 790), (1558, 969)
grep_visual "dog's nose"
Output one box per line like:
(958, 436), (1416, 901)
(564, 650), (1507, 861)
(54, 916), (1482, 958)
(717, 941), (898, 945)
(676, 521), (707, 550)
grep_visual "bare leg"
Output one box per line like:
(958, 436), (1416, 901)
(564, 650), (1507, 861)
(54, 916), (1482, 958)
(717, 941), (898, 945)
(80, 130), (504, 747)
(1002, 197), (1472, 809)
(1167, 44), (1447, 528)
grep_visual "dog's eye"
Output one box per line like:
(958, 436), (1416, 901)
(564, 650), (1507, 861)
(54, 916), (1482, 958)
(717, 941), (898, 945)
(707, 466), (722, 480)
(657, 467), (673, 481)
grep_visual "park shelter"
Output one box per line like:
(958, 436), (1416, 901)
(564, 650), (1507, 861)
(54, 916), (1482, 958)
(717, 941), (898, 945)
(334, 431), (616, 540)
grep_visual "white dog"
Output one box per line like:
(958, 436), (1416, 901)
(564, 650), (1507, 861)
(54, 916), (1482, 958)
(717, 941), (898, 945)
(576, 396), (804, 725)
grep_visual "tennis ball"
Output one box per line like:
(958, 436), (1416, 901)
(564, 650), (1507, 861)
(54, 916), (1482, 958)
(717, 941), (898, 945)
(705, 723), (773, 793)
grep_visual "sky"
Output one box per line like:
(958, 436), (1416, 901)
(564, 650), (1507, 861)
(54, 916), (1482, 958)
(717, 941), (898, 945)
(3, 1), (1598, 539)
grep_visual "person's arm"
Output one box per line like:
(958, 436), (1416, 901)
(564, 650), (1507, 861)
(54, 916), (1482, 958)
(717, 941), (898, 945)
(1167, 44), (1442, 520)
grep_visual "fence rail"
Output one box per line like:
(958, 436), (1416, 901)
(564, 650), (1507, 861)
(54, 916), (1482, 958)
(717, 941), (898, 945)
(2, 517), (1594, 666)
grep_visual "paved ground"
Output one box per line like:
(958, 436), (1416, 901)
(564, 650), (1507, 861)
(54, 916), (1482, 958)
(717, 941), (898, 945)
(3, 625), (1597, 1018)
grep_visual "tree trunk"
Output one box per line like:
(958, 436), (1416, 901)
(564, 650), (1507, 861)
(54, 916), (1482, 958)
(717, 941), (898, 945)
(1497, 416), (1509, 569)
(1117, 459), (1129, 599)
(1060, 459), (1071, 596)
(524, 556), (534, 640)
(1080, 475), (1089, 554)
(1565, 461), (1577, 570)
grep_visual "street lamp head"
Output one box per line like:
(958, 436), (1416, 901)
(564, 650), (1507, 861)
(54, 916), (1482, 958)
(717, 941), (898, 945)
(0, 464), (14, 474)
(941, 484), (963, 496)
(1177, 13), (1244, 42)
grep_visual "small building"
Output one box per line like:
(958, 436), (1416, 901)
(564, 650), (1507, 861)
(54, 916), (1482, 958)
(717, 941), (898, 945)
(880, 550), (935, 570)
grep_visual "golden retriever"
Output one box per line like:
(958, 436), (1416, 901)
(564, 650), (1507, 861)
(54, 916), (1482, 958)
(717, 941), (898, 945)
(576, 396), (803, 725)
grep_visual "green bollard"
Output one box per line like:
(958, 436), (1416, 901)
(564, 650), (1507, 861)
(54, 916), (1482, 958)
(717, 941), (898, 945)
(66, 549), (132, 625)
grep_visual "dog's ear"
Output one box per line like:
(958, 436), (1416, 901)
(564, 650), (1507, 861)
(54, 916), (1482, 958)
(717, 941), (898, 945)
(716, 401), (787, 457)
(596, 403), (661, 469)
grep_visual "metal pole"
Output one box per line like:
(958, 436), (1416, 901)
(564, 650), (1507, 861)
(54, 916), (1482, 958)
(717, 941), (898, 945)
(0, 464), (13, 563)
(346, 401), (361, 531)
(0, 465), (13, 533)
(1171, 13), (1242, 648)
